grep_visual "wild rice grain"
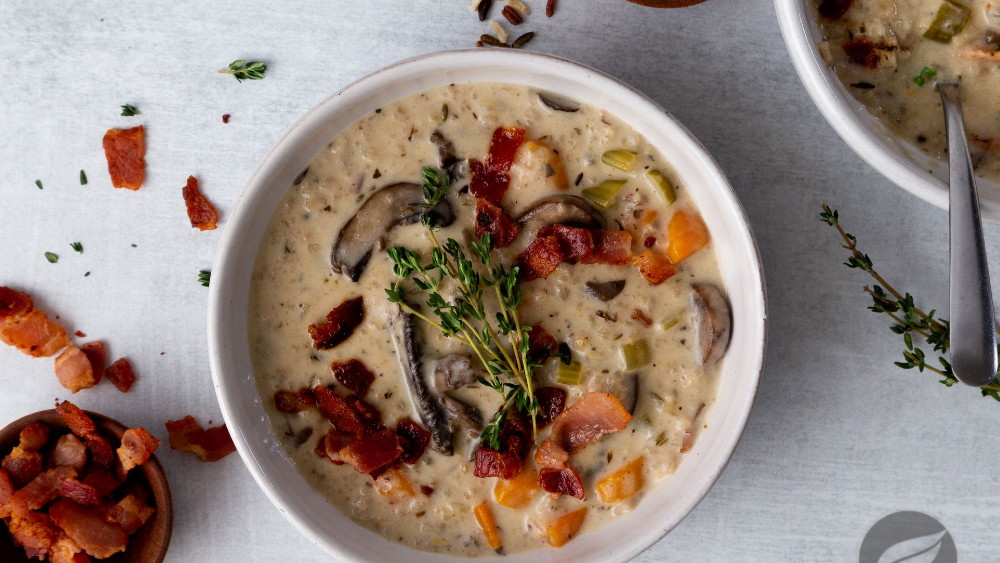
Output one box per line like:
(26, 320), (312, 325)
(502, 5), (523, 25)
(511, 31), (535, 48)
(506, 0), (530, 16)
(479, 34), (509, 48)
(490, 20), (508, 43)
(546, 0), (557, 17)
(476, 0), (493, 21)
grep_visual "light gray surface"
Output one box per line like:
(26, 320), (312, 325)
(1, 1), (996, 561)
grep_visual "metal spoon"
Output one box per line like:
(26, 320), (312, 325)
(938, 82), (997, 386)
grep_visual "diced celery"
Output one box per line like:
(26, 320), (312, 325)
(556, 361), (583, 385)
(601, 149), (639, 172)
(662, 318), (680, 331)
(912, 66), (937, 86)
(582, 179), (627, 210)
(621, 339), (650, 370)
(923, 0), (970, 43)
(646, 170), (676, 204)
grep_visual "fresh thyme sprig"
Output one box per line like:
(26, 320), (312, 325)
(820, 204), (1000, 400)
(120, 104), (138, 116)
(198, 269), (211, 287)
(218, 60), (267, 82)
(386, 167), (540, 448)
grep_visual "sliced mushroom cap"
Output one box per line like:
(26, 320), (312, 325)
(583, 279), (626, 302)
(330, 182), (455, 281)
(431, 354), (481, 392)
(516, 195), (606, 236)
(430, 130), (458, 169)
(691, 283), (731, 366)
(440, 394), (485, 461)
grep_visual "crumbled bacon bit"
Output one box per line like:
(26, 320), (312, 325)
(221, 114), (231, 123)
(539, 466), (585, 499)
(273, 387), (316, 413)
(107, 493), (156, 535)
(55, 346), (97, 393)
(57, 477), (102, 507)
(581, 230), (633, 265)
(841, 38), (894, 69)
(85, 434), (116, 470)
(7, 509), (59, 558)
(308, 296), (365, 350)
(339, 428), (403, 475)
(474, 198), (520, 248)
(49, 499), (128, 558)
(73, 331), (86, 338)
(469, 161), (510, 205)
(517, 234), (564, 280)
(631, 309), (653, 327)
(51, 434), (87, 470)
(546, 224), (595, 262)
(331, 359), (376, 397)
(19, 422), (50, 451)
(473, 446), (523, 479)
(80, 342), (106, 385)
(182, 175), (220, 231)
(469, 126), (526, 204)
(81, 471), (121, 497)
(9, 466), (78, 513)
(55, 401), (97, 439)
(318, 429), (354, 465)
(535, 393), (632, 470)
(395, 418), (431, 465)
(105, 357), (137, 393)
(116, 427), (160, 472)
(2, 447), (44, 488)
(313, 386), (367, 437)
(527, 323), (558, 362)
(420, 485), (434, 496)
(643, 236), (656, 248)
(1, 309), (70, 358)
(164, 416), (235, 462)
(535, 387), (567, 427)
(102, 126), (146, 190)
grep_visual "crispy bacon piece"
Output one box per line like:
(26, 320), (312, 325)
(104, 357), (136, 393)
(331, 359), (375, 397)
(633, 250), (677, 286)
(19, 422), (50, 451)
(182, 175), (220, 230)
(81, 471), (121, 498)
(308, 296), (365, 350)
(80, 342), (106, 385)
(0, 286), (33, 321)
(819, 0), (855, 19)
(469, 126), (526, 204)
(842, 38), (895, 70)
(7, 509), (60, 559)
(55, 400), (97, 438)
(539, 466), (585, 499)
(116, 427), (159, 472)
(518, 233), (564, 280)
(473, 446), (523, 479)
(0, 468), (13, 505)
(535, 393), (632, 469)
(339, 428), (403, 475)
(346, 395), (382, 434)
(51, 434), (88, 470)
(3, 446), (44, 488)
(106, 493), (155, 535)
(49, 533), (89, 563)
(312, 386), (366, 436)
(9, 466), (79, 513)
(543, 224), (595, 262)
(102, 126), (146, 190)
(273, 387), (316, 413)
(57, 478), (102, 507)
(164, 416), (236, 462)
(55, 346), (97, 393)
(527, 323), (558, 362)
(535, 387), (567, 427)
(1, 309), (69, 357)
(85, 435), (116, 470)
(317, 429), (354, 465)
(395, 418), (430, 465)
(49, 499), (128, 558)
(581, 230), (634, 265)
(474, 198), (520, 248)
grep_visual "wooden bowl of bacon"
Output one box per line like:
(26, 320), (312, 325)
(0, 401), (171, 563)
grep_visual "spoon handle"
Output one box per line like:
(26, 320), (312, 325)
(939, 82), (997, 387)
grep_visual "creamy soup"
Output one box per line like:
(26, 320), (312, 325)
(816, 0), (1000, 181)
(248, 83), (728, 556)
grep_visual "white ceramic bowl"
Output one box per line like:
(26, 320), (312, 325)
(775, 0), (1000, 221)
(208, 49), (767, 562)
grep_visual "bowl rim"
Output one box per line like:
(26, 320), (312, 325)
(774, 0), (1000, 222)
(208, 48), (767, 562)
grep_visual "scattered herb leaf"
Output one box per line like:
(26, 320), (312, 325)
(70, 242), (83, 254)
(79, 170), (88, 185)
(219, 60), (267, 82)
(198, 269), (211, 287)
(35, 180), (43, 190)
(44, 252), (58, 263)
(120, 104), (138, 116)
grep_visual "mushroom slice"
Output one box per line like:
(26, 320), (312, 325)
(583, 279), (626, 302)
(440, 394), (484, 461)
(538, 92), (580, 113)
(517, 195), (606, 236)
(330, 182), (455, 281)
(391, 306), (453, 455)
(430, 130), (458, 169)
(691, 283), (731, 366)
(431, 354), (481, 392)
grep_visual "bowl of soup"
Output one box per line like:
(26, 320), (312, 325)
(208, 49), (766, 561)
(776, 0), (1000, 219)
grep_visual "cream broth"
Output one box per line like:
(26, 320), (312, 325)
(248, 83), (725, 556)
(817, 0), (1000, 181)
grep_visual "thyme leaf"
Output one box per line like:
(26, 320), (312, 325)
(218, 60), (267, 82)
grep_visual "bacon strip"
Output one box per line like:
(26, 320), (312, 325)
(1, 309), (69, 357)
(469, 126), (526, 204)
(55, 400), (97, 438)
(51, 434), (88, 470)
(55, 346), (97, 393)
(535, 386), (567, 427)
(273, 387), (316, 413)
(80, 342), (106, 385)
(104, 357), (136, 393)
(581, 230), (633, 265)
(517, 233), (564, 280)
(395, 418), (430, 465)
(7, 509), (60, 559)
(539, 466), (585, 499)
(308, 296), (365, 350)
(474, 198), (520, 248)
(19, 422), (50, 451)
(164, 416), (236, 462)
(473, 446), (524, 479)
(116, 427), (160, 472)
(3, 445), (44, 488)
(0, 286), (33, 320)
(182, 175), (220, 231)
(49, 499), (128, 558)
(339, 428), (402, 475)
(535, 392), (631, 470)
(102, 126), (146, 190)
(331, 359), (375, 397)
(106, 493), (155, 535)
(57, 478), (102, 507)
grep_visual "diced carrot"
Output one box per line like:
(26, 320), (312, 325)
(373, 468), (416, 502)
(633, 250), (677, 286)
(666, 209), (710, 264)
(595, 456), (645, 503)
(544, 507), (587, 547)
(493, 468), (539, 509)
(473, 501), (502, 550)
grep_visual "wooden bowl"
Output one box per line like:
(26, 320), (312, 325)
(0, 409), (173, 562)
(626, 0), (711, 7)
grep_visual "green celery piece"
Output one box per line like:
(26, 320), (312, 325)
(556, 361), (583, 385)
(923, 1), (970, 43)
(646, 170), (676, 204)
(582, 179), (627, 210)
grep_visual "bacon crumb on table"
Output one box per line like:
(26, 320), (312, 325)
(102, 126), (146, 190)
(0, 286), (69, 358)
(104, 358), (136, 393)
(164, 415), (236, 462)
(54, 346), (97, 393)
(182, 175), (220, 231)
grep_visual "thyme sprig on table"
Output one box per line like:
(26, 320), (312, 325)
(820, 204), (1000, 401)
(385, 167), (540, 448)
(218, 60), (267, 82)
